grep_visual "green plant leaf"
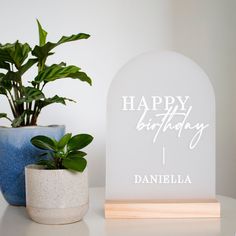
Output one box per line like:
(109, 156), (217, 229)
(34, 64), (79, 82)
(31, 135), (56, 151)
(0, 61), (10, 70)
(37, 159), (56, 169)
(0, 87), (7, 95)
(4, 71), (21, 82)
(0, 73), (4, 79)
(0, 113), (12, 122)
(0, 73), (12, 91)
(0, 113), (7, 119)
(11, 112), (26, 127)
(20, 58), (38, 75)
(57, 33), (90, 45)
(67, 134), (93, 151)
(42, 95), (67, 105)
(33, 64), (91, 85)
(71, 71), (92, 86)
(16, 87), (45, 104)
(32, 33), (90, 60)
(11, 110), (33, 127)
(37, 19), (48, 47)
(25, 86), (45, 100)
(0, 41), (31, 69)
(12, 116), (23, 127)
(37, 95), (75, 109)
(31, 43), (54, 63)
(0, 43), (17, 64)
(38, 152), (49, 158)
(14, 41), (31, 68)
(67, 150), (87, 159)
(62, 156), (87, 172)
(57, 133), (72, 149)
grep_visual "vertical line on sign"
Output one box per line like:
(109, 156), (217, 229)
(162, 146), (166, 166)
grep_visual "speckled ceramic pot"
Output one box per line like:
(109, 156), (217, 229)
(0, 125), (65, 206)
(25, 165), (89, 225)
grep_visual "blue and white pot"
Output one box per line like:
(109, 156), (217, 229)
(0, 125), (65, 206)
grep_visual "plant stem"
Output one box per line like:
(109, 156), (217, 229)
(26, 102), (29, 125)
(5, 116), (12, 122)
(30, 100), (38, 125)
(26, 101), (33, 125)
(6, 91), (17, 118)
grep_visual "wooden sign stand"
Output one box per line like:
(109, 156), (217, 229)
(105, 200), (220, 219)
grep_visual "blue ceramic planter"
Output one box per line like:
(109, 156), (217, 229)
(0, 125), (65, 206)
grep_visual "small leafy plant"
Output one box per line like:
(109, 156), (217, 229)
(0, 20), (91, 127)
(31, 133), (93, 172)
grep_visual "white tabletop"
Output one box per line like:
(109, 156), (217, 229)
(0, 188), (235, 236)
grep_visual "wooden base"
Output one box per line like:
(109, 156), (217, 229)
(105, 199), (221, 219)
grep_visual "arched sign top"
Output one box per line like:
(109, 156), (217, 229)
(106, 51), (215, 200)
(108, 51), (215, 97)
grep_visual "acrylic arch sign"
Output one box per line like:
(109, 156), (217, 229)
(105, 51), (220, 218)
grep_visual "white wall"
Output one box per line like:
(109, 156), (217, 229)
(0, 0), (235, 197)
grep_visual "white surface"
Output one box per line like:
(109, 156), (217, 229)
(0, 188), (235, 236)
(0, 0), (235, 198)
(106, 51), (215, 200)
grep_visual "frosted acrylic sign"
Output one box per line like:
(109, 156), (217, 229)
(106, 51), (215, 200)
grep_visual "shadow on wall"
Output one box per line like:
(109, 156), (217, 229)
(169, 0), (236, 198)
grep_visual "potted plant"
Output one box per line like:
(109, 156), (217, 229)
(0, 20), (92, 206)
(25, 133), (93, 224)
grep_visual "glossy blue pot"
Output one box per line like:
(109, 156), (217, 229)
(0, 125), (65, 206)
